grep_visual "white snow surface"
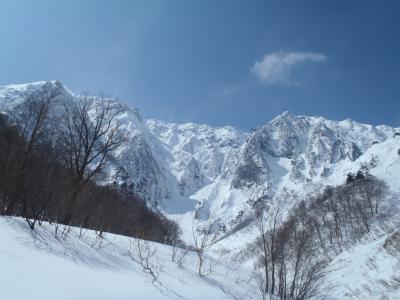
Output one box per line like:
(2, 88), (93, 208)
(318, 230), (400, 300)
(0, 217), (255, 300)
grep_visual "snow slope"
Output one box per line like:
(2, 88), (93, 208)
(0, 217), (255, 300)
(318, 230), (400, 300)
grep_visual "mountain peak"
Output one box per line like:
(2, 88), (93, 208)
(273, 110), (293, 120)
(281, 110), (292, 117)
(1, 80), (63, 90)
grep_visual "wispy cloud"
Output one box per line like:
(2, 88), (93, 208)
(251, 51), (327, 85)
(221, 85), (238, 97)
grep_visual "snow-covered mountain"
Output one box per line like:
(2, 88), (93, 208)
(1, 80), (400, 299)
(1, 81), (399, 229)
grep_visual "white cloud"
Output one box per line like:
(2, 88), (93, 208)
(251, 51), (327, 85)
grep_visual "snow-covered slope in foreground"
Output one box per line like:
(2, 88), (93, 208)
(319, 230), (400, 300)
(0, 217), (255, 300)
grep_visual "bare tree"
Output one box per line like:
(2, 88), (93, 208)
(60, 95), (127, 224)
(176, 247), (189, 269)
(251, 200), (270, 298)
(170, 231), (183, 262)
(4, 82), (63, 228)
(0, 101), (181, 244)
(253, 259), (267, 300)
(251, 197), (329, 300)
(251, 200), (283, 299)
(192, 213), (216, 277)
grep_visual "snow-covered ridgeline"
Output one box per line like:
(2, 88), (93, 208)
(1, 81), (400, 299)
(1, 81), (399, 229)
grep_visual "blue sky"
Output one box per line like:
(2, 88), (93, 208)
(0, 0), (399, 130)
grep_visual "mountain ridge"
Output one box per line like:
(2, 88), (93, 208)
(1, 80), (399, 232)
(1, 80), (400, 299)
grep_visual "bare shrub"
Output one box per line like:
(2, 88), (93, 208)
(128, 239), (161, 283)
(192, 214), (217, 277)
(176, 247), (189, 269)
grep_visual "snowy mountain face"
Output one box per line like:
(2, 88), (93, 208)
(146, 120), (248, 198)
(1, 81), (398, 225)
(1, 81), (400, 299)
